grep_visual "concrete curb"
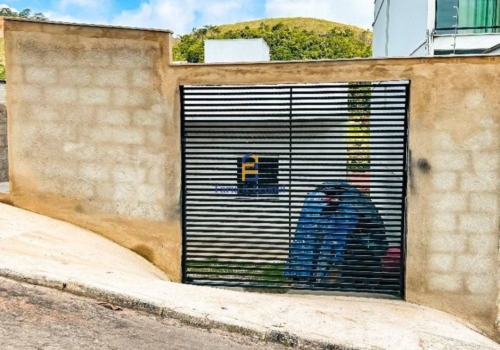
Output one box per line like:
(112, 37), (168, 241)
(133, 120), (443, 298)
(0, 268), (373, 350)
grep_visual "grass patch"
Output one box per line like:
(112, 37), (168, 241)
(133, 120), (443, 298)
(187, 260), (289, 293)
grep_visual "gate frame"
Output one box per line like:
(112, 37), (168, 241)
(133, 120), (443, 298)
(179, 82), (411, 298)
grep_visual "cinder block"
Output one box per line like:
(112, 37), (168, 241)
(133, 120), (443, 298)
(469, 193), (498, 213)
(431, 213), (456, 232)
(131, 69), (160, 88)
(79, 88), (111, 105)
(111, 49), (156, 69)
(36, 107), (59, 122)
(467, 234), (497, 254)
(18, 46), (46, 66)
(88, 127), (144, 145)
(147, 130), (167, 145)
(459, 213), (497, 234)
(463, 130), (499, 151)
(112, 88), (146, 107)
(133, 110), (164, 127)
(431, 152), (468, 171)
(38, 122), (77, 141)
(60, 68), (94, 86)
(0, 155), (7, 167)
(431, 171), (457, 191)
(129, 203), (166, 221)
(25, 67), (57, 84)
(9, 65), (24, 84)
(45, 50), (76, 68)
(428, 253), (454, 272)
(137, 184), (163, 202)
(113, 183), (137, 201)
(79, 50), (111, 68)
(97, 109), (131, 126)
(0, 169), (8, 182)
(112, 128), (145, 145)
(465, 275), (497, 295)
(472, 152), (499, 172)
(461, 172), (498, 192)
(94, 144), (131, 163)
(113, 165), (146, 183)
(22, 85), (44, 101)
(36, 176), (64, 193)
(43, 161), (78, 179)
(430, 193), (467, 212)
(429, 232), (466, 253)
(94, 69), (128, 87)
(62, 180), (95, 198)
(45, 87), (77, 104)
(134, 149), (167, 168)
(147, 164), (168, 185)
(0, 147), (7, 159)
(428, 273), (462, 292)
(0, 108), (6, 124)
(456, 254), (495, 274)
(95, 183), (115, 200)
(63, 143), (97, 162)
(432, 132), (457, 151)
(80, 163), (110, 181)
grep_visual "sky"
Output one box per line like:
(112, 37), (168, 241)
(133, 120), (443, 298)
(0, 0), (375, 35)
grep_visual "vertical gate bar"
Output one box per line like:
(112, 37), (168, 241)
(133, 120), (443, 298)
(400, 82), (410, 298)
(289, 87), (293, 246)
(180, 85), (188, 284)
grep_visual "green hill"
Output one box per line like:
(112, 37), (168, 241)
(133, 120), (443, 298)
(218, 17), (371, 42)
(173, 17), (372, 63)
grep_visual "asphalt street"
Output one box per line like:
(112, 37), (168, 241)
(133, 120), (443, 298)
(0, 277), (287, 350)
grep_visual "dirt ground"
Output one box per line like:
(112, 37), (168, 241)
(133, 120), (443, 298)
(0, 277), (287, 350)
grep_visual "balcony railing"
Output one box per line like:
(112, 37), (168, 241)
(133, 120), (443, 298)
(436, 0), (500, 34)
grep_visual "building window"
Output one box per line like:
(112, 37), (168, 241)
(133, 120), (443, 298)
(436, 0), (500, 34)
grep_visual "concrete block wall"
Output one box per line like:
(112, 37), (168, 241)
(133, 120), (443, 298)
(0, 104), (6, 182)
(4, 20), (180, 279)
(427, 127), (500, 328)
(171, 59), (500, 340)
(3, 18), (500, 341)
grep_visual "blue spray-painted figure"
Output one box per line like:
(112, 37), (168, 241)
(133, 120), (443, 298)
(284, 181), (387, 282)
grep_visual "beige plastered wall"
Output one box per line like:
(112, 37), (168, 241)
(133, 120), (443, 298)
(2, 18), (500, 340)
(0, 104), (6, 182)
(2, 19), (181, 279)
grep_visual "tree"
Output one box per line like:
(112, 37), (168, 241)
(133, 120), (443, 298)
(173, 21), (372, 63)
(0, 8), (47, 79)
(0, 8), (48, 21)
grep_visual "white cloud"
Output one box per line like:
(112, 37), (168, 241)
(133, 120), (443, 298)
(42, 10), (83, 23)
(59, 0), (109, 9)
(41, 0), (113, 25)
(0, 3), (18, 12)
(265, 0), (374, 29)
(112, 0), (259, 34)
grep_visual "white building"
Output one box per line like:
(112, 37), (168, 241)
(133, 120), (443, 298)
(204, 38), (270, 63)
(373, 0), (500, 57)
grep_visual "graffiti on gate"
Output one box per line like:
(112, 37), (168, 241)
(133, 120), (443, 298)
(214, 153), (286, 195)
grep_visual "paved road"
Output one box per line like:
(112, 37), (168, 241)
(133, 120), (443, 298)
(0, 277), (286, 350)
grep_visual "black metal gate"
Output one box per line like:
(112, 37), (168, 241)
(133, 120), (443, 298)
(181, 82), (409, 297)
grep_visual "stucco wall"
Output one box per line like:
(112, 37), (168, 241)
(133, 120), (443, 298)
(169, 58), (500, 339)
(0, 103), (6, 182)
(3, 18), (500, 340)
(3, 19), (181, 280)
